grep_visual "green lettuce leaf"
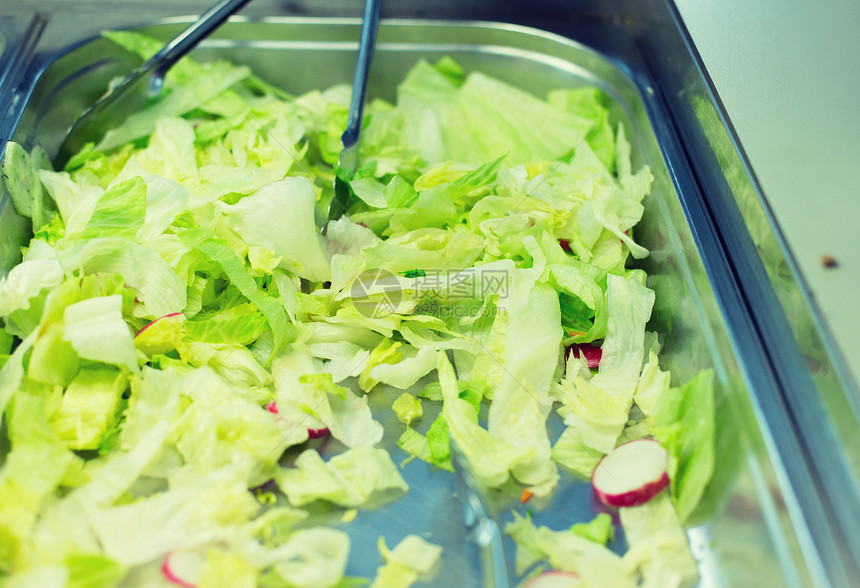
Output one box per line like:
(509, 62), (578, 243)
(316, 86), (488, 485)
(74, 176), (146, 240)
(371, 535), (442, 588)
(488, 279), (561, 495)
(1, 142), (57, 231)
(265, 528), (350, 588)
(217, 177), (330, 282)
(276, 447), (408, 508)
(62, 295), (138, 373)
(97, 62), (251, 151)
(0, 258), (64, 320)
(48, 367), (127, 450)
(272, 348), (383, 448)
(65, 553), (126, 588)
(438, 352), (532, 488)
(179, 229), (293, 354)
(505, 512), (634, 587)
(619, 492), (699, 588)
(648, 370), (715, 522)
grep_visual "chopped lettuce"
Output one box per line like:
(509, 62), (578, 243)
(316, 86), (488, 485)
(392, 392), (423, 426)
(371, 535), (442, 588)
(505, 512), (635, 587)
(619, 492), (699, 588)
(648, 370), (716, 522)
(0, 38), (716, 588)
(276, 447), (408, 508)
(48, 367), (127, 450)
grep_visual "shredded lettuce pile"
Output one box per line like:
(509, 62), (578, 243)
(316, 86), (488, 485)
(0, 31), (714, 587)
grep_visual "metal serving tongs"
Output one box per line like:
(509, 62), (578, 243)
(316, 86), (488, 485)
(325, 0), (383, 229)
(450, 439), (514, 588)
(54, 0), (253, 168)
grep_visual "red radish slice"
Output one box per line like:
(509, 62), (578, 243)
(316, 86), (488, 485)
(592, 439), (670, 508)
(566, 343), (602, 368)
(307, 426), (330, 439)
(161, 550), (205, 587)
(523, 570), (582, 587)
(268, 403), (327, 438)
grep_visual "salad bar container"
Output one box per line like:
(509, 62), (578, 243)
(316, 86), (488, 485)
(1, 0), (859, 586)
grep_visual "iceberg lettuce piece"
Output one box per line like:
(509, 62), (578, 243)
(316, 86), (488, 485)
(83, 474), (259, 566)
(136, 175), (190, 242)
(119, 366), (184, 451)
(198, 549), (256, 588)
(2, 566), (68, 588)
(179, 342), (272, 390)
(184, 303), (268, 345)
(272, 348), (383, 448)
(551, 428), (604, 480)
(392, 393), (423, 426)
(0, 331), (37, 427)
(619, 492), (699, 588)
(633, 351), (672, 419)
(56, 237), (186, 319)
(367, 344), (437, 390)
(371, 535), (442, 588)
(115, 117), (199, 184)
(74, 176), (146, 240)
(557, 274), (655, 453)
(505, 512), (635, 587)
(648, 370), (715, 522)
(276, 447), (408, 508)
(64, 553), (126, 588)
(62, 295), (138, 373)
(438, 352), (532, 488)
(27, 323), (80, 387)
(571, 512), (614, 545)
(218, 177), (330, 282)
(179, 229), (293, 353)
(488, 279), (561, 494)
(97, 61), (251, 151)
(48, 367), (127, 450)
(0, 258), (64, 318)
(0, 380), (79, 572)
(265, 528), (350, 588)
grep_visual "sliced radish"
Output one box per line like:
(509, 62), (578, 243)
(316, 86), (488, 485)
(566, 343), (602, 368)
(161, 550), (206, 587)
(307, 426), (330, 439)
(592, 439), (670, 508)
(268, 403), (328, 438)
(523, 570), (582, 588)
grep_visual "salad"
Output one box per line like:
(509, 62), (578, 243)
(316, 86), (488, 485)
(0, 30), (714, 588)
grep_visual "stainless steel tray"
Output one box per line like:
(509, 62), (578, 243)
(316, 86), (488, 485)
(0, 13), (855, 587)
